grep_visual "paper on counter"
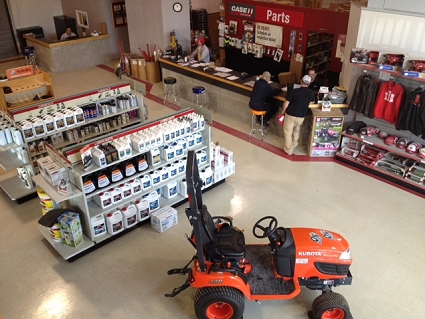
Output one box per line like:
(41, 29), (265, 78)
(214, 72), (231, 78)
(243, 81), (256, 87)
(214, 67), (233, 73)
(227, 75), (239, 81)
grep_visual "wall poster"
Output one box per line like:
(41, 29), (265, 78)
(254, 22), (282, 48)
(112, 2), (127, 27)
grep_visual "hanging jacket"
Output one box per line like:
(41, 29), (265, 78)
(396, 88), (425, 138)
(373, 80), (405, 124)
(349, 74), (380, 118)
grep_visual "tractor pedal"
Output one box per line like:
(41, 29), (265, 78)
(167, 268), (190, 275)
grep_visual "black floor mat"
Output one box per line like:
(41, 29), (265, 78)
(245, 245), (295, 295)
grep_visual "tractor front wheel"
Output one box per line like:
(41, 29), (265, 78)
(312, 292), (352, 319)
(194, 286), (244, 319)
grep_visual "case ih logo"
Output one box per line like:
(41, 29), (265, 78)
(228, 2), (255, 18)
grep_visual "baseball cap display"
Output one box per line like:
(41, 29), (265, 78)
(396, 137), (411, 149)
(346, 121), (366, 135)
(302, 75), (311, 84)
(359, 126), (379, 136)
(384, 135), (398, 145)
(406, 142), (422, 154)
(419, 147), (425, 159)
(378, 131), (389, 139)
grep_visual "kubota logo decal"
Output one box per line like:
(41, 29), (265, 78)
(209, 280), (223, 284)
(299, 251), (321, 256)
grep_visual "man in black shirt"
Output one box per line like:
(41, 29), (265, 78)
(249, 71), (281, 127)
(280, 75), (315, 155)
(307, 68), (324, 102)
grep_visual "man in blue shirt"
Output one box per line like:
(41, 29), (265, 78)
(249, 71), (281, 127)
(190, 38), (210, 63)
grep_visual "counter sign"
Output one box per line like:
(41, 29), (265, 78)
(228, 2), (256, 19)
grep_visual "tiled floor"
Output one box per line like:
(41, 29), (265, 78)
(0, 60), (424, 319)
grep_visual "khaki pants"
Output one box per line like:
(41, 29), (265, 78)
(283, 114), (305, 155)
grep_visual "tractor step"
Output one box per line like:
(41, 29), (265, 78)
(245, 245), (295, 295)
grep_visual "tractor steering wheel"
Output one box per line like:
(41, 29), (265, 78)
(253, 216), (278, 238)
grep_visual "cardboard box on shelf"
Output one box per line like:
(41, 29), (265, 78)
(402, 58), (425, 78)
(220, 147), (233, 164)
(58, 211), (84, 248)
(150, 205), (178, 233)
(377, 52), (405, 72)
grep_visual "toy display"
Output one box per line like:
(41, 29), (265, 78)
(166, 151), (354, 319)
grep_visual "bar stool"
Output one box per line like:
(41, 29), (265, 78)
(192, 86), (207, 107)
(164, 77), (178, 104)
(249, 110), (267, 140)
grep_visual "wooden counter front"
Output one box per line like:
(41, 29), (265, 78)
(24, 35), (111, 73)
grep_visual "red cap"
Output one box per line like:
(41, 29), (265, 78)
(197, 37), (205, 45)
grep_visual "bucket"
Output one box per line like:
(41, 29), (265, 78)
(49, 223), (62, 242)
(93, 191), (112, 209)
(146, 61), (161, 83)
(105, 210), (124, 235)
(130, 178), (142, 196)
(135, 198), (150, 221)
(121, 204), (138, 228)
(145, 191), (160, 212)
(120, 182), (133, 200)
(140, 174), (152, 190)
(91, 215), (107, 237)
(137, 58), (147, 81)
(130, 58), (139, 78)
(162, 180), (178, 199)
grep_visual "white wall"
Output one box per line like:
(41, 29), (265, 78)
(7, 0), (63, 39)
(356, 8), (425, 58)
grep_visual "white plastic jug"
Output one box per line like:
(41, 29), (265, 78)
(110, 187), (123, 204)
(130, 179), (142, 196)
(194, 132), (203, 145)
(160, 145), (175, 161)
(186, 134), (195, 149)
(150, 171), (161, 186)
(202, 167), (213, 189)
(121, 204), (138, 228)
(120, 183), (133, 200)
(146, 191), (160, 212)
(140, 175), (152, 190)
(197, 150), (208, 165)
(93, 191), (112, 209)
(167, 163), (178, 178)
(162, 180), (178, 199)
(159, 166), (169, 182)
(91, 214), (107, 237)
(135, 198), (150, 221)
(105, 210), (124, 235)
(149, 148), (161, 166)
(175, 159), (185, 175)
(179, 179), (188, 198)
(62, 109), (75, 127)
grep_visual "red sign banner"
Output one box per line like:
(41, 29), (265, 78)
(256, 6), (304, 28)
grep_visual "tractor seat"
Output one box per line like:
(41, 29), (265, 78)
(200, 205), (246, 260)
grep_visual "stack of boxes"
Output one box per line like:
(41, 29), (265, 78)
(37, 155), (69, 187)
(57, 211), (84, 248)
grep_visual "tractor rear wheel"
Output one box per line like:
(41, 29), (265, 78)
(312, 292), (352, 319)
(194, 286), (244, 319)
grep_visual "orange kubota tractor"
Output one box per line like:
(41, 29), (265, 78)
(166, 150), (353, 319)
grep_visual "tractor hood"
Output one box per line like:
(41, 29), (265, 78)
(290, 228), (351, 262)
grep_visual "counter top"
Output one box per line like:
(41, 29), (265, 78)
(159, 57), (347, 109)
(24, 34), (110, 49)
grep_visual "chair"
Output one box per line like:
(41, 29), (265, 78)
(278, 71), (296, 87)
(249, 109), (267, 140)
(163, 77), (178, 104)
(200, 205), (246, 262)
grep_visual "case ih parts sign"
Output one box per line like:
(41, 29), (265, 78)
(228, 2), (255, 18)
(228, 3), (304, 29)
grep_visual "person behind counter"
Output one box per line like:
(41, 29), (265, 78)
(189, 37), (210, 63)
(249, 71), (281, 128)
(307, 68), (324, 101)
(60, 28), (77, 40)
(280, 75), (315, 155)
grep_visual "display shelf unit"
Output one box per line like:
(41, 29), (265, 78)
(32, 174), (82, 203)
(336, 132), (425, 196)
(0, 82), (145, 202)
(0, 71), (54, 112)
(33, 107), (233, 260)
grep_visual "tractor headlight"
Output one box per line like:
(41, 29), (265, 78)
(339, 248), (351, 261)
